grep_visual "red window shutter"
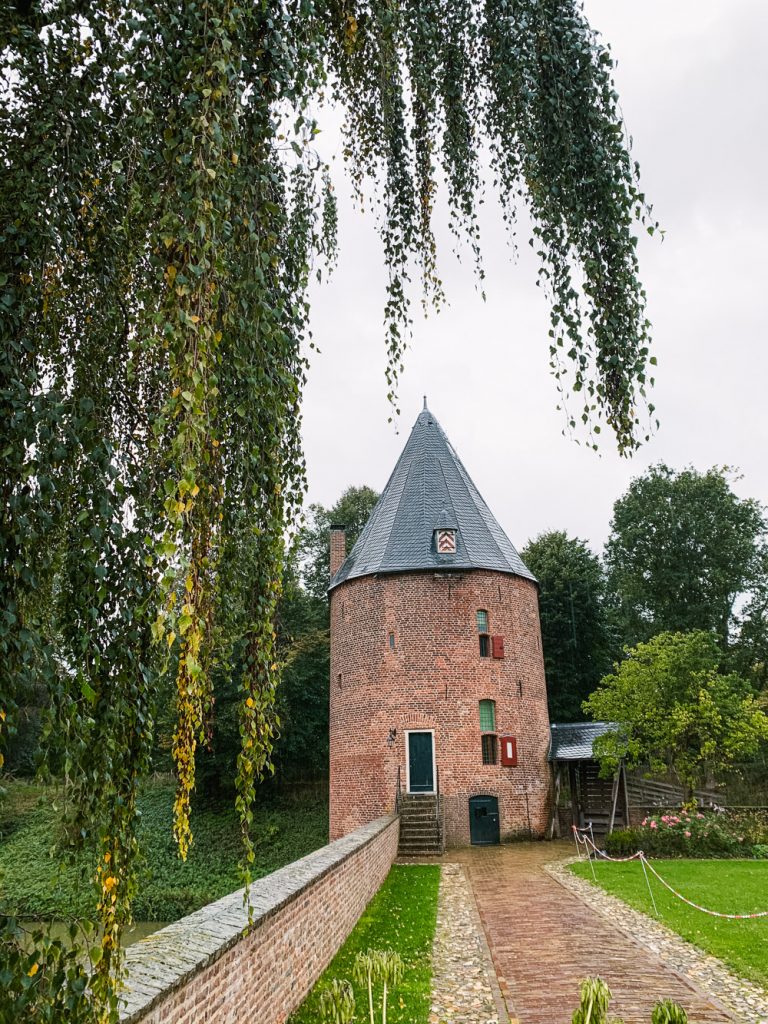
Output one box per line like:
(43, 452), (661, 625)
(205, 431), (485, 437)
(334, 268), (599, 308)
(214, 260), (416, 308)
(491, 635), (505, 659)
(500, 736), (517, 767)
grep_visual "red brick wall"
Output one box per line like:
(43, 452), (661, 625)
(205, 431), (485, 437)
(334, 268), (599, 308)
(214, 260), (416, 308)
(329, 570), (552, 847)
(121, 817), (399, 1024)
(330, 527), (346, 579)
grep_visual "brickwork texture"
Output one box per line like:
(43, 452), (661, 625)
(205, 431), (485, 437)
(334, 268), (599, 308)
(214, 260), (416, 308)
(120, 816), (399, 1024)
(329, 569), (552, 847)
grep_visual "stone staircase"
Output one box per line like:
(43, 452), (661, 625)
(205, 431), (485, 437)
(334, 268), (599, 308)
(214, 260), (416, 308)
(397, 793), (443, 857)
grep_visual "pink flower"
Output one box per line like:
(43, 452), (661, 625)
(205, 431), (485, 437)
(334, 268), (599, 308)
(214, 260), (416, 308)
(697, 813), (705, 819)
(650, 821), (658, 829)
(684, 831), (691, 838)
(641, 818), (648, 826)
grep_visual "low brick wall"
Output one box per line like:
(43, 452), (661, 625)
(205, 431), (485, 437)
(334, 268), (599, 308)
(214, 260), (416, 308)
(120, 815), (399, 1024)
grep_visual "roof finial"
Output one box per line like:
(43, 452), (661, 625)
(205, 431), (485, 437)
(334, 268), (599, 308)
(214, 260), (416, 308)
(423, 395), (427, 410)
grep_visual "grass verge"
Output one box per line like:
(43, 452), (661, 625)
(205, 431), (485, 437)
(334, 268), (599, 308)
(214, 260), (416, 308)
(0, 777), (328, 922)
(290, 864), (441, 1024)
(570, 858), (768, 987)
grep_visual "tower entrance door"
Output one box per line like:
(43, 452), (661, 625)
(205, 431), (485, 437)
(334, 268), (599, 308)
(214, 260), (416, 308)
(469, 795), (500, 845)
(406, 731), (435, 793)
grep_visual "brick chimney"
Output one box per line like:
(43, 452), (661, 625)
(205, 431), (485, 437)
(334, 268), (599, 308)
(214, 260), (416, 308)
(329, 524), (346, 580)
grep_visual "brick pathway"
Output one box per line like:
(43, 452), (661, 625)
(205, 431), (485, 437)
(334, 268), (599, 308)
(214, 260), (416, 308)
(446, 843), (733, 1024)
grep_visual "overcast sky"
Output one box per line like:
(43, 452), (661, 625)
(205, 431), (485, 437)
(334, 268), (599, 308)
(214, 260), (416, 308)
(299, 0), (768, 556)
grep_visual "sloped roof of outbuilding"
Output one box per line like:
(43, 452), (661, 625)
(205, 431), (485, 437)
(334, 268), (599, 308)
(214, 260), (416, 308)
(548, 722), (618, 761)
(329, 405), (536, 590)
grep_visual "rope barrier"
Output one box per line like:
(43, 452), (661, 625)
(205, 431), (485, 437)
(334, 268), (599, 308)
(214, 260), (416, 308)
(571, 824), (768, 920)
(640, 857), (768, 920)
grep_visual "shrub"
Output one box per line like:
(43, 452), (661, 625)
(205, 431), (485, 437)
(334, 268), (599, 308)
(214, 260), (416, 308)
(602, 808), (768, 859)
(604, 829), (638, 857)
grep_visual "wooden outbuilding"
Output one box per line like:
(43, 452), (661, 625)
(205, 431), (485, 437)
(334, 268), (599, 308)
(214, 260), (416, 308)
(548, 721), (629, 836)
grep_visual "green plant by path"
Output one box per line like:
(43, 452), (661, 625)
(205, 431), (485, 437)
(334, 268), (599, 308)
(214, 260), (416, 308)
(570, 859), (768, 986)
(320, 979), (356, 1024)
(0, 779), (328, 922)
(291, 866), (440, 1024)
(571, 977), (688, 1024)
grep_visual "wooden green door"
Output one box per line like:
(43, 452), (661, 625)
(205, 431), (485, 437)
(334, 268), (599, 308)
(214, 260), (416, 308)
(407, 732), (434, 793)
(469, 795), (500, 845)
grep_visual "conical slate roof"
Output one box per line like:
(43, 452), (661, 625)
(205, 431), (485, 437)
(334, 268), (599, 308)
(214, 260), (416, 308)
(329, 405), (536, 589)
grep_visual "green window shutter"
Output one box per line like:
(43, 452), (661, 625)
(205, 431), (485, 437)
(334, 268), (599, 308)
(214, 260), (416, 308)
(479, 699), (496, 732)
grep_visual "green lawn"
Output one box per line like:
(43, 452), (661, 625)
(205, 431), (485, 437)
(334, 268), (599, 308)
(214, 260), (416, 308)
(290, 865), (441, 1024)
(0, 778), (328, 922)
(571, 858), (768, 987)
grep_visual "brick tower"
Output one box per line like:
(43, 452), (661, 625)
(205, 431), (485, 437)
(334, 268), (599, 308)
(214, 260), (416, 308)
(328, 405), (551, 849)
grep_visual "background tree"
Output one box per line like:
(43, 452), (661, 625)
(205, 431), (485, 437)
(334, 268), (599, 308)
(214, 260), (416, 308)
(584, 631), (768, 799)
(301, 486), (380, 601)
(729, 552), (768, 692)
(521, 530), (613, 721)
(605, 465), (767, 650)
(2, 0), (656, 1013)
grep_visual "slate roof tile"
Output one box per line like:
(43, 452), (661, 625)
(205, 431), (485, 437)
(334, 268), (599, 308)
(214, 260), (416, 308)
(548, 721), (618, 761)
(329, 405), (535, 589)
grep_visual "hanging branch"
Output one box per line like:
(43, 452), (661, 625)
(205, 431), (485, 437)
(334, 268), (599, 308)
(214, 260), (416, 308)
(0, 1), (656, 1017)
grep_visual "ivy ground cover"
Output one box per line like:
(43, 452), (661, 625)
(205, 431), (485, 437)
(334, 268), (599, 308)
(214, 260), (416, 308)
(570, 859), (768, 986)
(290, 865), (441, 1024)
(0, 779), (328, 922)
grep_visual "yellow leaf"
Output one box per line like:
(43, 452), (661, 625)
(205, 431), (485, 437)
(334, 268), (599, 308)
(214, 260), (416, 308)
(246, 697), (254, 708)
(166, 265), (177, 283)
(189, 314), (200, 324)
(27, 963), (39, 977)
(167, 631), (176, 648)
(231, 152), (239, 165)
(191, 484), (200, 497)
(185, 576), (194, 593)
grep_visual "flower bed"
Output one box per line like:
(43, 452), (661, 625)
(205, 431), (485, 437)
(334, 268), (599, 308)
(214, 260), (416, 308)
(605, 809), (768, 858)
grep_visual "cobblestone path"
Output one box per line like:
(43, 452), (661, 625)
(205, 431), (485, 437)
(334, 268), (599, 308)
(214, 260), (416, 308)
(446, 843), (733, 1024)
(429, 863), (506, 1024)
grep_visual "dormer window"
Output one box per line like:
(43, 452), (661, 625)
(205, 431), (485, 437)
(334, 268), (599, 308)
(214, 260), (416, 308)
(436, 528), (456, 554)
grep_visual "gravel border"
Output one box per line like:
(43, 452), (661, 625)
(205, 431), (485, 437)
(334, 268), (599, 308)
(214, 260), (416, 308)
(545, 855), (768, 1024)
(429, 863), (507, 1024)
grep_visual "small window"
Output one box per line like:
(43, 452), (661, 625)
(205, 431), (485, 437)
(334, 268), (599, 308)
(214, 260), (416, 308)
(388, 632), (395, 650)
(477, 610), (490, 657)
(481, 734), (498, 765)
(479, 699), (496, 732)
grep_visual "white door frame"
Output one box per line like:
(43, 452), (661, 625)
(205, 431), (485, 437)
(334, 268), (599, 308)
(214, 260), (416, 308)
(404, 729), (437, 795)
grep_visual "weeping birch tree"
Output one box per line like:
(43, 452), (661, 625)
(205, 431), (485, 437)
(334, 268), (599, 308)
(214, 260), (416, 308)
(1, 0), (656, 1016)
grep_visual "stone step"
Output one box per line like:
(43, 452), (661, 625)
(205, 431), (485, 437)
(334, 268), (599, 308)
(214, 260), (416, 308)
(398, 844), (442, 857)
(400, 824), (440, 837)
(400, 835), (440, 847)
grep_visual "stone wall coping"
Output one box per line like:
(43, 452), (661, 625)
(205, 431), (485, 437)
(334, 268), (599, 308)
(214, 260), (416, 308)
(120, 814), (398, 1022)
